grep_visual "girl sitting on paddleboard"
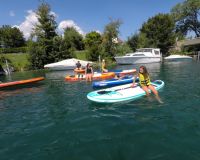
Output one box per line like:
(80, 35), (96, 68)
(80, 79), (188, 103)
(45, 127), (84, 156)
(132, 66), (163, 103)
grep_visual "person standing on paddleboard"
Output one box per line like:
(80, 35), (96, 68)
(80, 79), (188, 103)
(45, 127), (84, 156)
(76, 61), (82, 70)
(75, 61), (83, 78)
(132, 66), (163, 103)
(85, 63), (94, 82)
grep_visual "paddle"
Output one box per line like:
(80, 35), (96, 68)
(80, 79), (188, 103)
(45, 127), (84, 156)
(97, 83), (138, 95)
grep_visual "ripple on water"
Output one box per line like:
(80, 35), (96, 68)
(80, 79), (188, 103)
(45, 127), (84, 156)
(1, 62), (200, 160)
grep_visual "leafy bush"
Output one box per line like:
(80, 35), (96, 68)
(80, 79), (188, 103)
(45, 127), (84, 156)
(0, 47), (27, 53)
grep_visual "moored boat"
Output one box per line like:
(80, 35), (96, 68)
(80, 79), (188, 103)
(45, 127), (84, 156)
(114, 48), (162, 64)
(164, 55), (192, 61)
(44, 58), (93, 71)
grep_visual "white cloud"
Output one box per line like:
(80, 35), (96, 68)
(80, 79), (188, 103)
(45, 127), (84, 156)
(58, 20), (84, 35)
(9, 10), (15, 17)
(94, 30), (102, 34)
(50, 11), (58, 18)
(15, 10), (84, 39)
(16, 10), (38, 39)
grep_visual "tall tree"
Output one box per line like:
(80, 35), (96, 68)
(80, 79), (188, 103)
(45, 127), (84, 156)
(102, 19), (122, 58)
(64, 27), (84, 50)
(0, 25), (25, 48)
(140, 13), (176, 54)
(84, 31), (102, 61)
(127, 33), (139, 52)
(127, 32), (149, 51)
(171, 0), (200, 37)
(29, 2), (69, 69)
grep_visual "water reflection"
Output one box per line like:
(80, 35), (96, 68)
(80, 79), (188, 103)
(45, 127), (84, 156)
(45, 70), (73, 79)
(0, 84), (44, 100)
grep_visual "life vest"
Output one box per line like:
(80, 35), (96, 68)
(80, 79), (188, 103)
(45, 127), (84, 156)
(102, 62), (106, 70)
(139, 73), (150, 86)
(86, 67), (92, 74)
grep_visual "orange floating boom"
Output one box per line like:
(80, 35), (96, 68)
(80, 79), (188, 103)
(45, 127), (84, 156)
(0, 77), (45, 88)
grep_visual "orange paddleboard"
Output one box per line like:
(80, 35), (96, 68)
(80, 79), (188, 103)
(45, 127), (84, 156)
(74, 68), (85, 73)
(65, 72), (115, 81)
(0, 77), (45, 88)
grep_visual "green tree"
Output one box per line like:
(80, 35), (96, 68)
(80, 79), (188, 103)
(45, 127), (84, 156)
(102, 19), (122, 58)
(0, 25), (25, 48)
(29, 2), (58, 69)
(115, 43), (132, 56)
(137, 33), (150, 48)
(140, 13), (176, 54)
(127, 32), (150, 51)
(127, 33), (139, 52)
(64, 27), (84, 50)
(29, 2), (75, 69)
(171, 0), (200, 37)
(84, 31), (102, 61)
(53, 35), (74, 61)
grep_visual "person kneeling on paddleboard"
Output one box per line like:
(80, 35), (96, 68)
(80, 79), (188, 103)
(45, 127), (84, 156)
(132, 66), (163, 103)
(101, 59), (108, 73)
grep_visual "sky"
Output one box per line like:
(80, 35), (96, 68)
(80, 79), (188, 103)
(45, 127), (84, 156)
(0, 0), (184, 40)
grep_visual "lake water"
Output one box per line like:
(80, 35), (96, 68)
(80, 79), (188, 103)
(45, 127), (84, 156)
(0, 61), (200, 160)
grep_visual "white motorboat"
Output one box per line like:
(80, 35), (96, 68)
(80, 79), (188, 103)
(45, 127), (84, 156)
(164, 55), (192, 61)
(44, 58), (93, 71)
(114, 48), (162, 64)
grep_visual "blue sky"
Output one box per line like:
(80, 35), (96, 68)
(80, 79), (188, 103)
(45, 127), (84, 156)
(0, 0), (184, 40)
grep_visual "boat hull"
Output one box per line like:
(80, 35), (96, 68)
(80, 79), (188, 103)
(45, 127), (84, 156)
(115, 56), (161, 64)
(164, 55), (192, 62)
(44, 58), (93, 71)
(44, 65), (76, 70)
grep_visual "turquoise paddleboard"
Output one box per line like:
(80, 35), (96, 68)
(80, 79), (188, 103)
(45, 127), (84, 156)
(87, 80), (164, 103)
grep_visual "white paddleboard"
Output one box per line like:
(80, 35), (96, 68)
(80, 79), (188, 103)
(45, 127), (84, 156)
(87, 80), (164, 103)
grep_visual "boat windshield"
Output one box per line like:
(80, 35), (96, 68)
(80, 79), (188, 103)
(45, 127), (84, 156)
(132, 54), (145, 56)
(125, 53), (145, 56)
(137, 49), (152, 53)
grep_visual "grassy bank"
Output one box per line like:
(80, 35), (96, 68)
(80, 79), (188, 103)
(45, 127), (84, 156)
(0, 53), (30, 71)
(75, 50), (88, 60)
(0, 51), (90, 72)
(0, 51), (117, 72)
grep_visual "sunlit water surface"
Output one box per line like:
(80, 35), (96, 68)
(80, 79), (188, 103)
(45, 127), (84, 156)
(0, 61), (200, 160)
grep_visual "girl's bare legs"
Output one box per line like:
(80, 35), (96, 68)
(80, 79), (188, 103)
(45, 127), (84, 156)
(148, 85), (163, 103)
(85, 74), (88, 82)
(89, 74), (92, 82)
(141, 86), (150, 96)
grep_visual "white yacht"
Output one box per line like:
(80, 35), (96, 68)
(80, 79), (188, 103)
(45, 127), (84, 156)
(164, 55), (192, 61)
(44, 58), (93, 71)
(114, 48), (162, 64)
